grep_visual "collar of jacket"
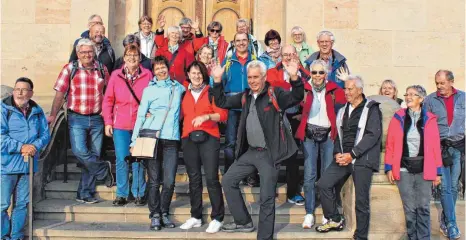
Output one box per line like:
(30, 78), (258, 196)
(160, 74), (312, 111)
(182, 33), (195, 42)
(3, 95), (39, 112)
(231, 50), (254, 62)
(394, 107), (430, 129)
(304, 79), (339, 93)
(308, 49), (346, 64)
(150, 77), (176, 87)
(246, 82), (270, 97)
(116, 65), (146, 79)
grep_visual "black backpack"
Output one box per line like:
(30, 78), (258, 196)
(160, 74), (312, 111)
(65, 60), (106, 99)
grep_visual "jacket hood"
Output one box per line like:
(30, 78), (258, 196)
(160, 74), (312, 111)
(2, 95), (41, 115)
(394, 108), (436, 126)
(149, 77), (180, 88)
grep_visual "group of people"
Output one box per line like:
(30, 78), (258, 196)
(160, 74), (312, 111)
(1, 13), (464, 240)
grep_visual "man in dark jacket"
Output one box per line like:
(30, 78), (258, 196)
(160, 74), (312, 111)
(211, 59), (304, 240)
(315, 75), (382, 240)
(70, 24), (115, 73)
(113, 34), (152, 71)
(304, 31), (349, 89)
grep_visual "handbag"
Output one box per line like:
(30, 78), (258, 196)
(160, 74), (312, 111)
(401, 156), (424, 174)
(305, 124), (331, 143)
(131, 84), (176, 159)
(189, 130), (208, 143)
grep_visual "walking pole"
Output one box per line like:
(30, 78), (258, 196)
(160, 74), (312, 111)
(25, 155), (33, 240)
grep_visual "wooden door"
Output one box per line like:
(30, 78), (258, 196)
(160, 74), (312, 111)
(204, 0), (253, 42)
(148, 0), (196, 33)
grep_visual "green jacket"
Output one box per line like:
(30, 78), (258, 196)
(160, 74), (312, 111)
(293, 42), (313, 68)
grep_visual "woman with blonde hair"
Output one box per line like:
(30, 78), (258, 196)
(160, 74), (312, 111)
(379, 79), (406, 107)
(290, 26), (314, 68)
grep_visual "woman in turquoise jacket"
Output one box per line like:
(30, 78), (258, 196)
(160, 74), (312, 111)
(130, 56), (185, 231)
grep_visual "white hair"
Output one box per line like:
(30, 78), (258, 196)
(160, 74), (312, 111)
(309, 60), (329, 75)
(347, 75), (364, 90)
(246, 60), (267, 77)
(236, 18), (249, 27)
(291, 26), (306, 42)
(179, 17), (192, 26)
(167, 26), (182, 35)
(316, 30), (335, 42)
(75, 38), (97, 54)
(88, 14), (102, 23)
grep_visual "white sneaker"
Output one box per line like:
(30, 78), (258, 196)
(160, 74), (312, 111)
(302, 214), (315, 229)
(179, 217), (202, 230)
(206, 219), (223, 233)
(322, 216), (328, 224)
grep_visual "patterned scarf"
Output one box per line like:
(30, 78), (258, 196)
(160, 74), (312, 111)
(310, 80), (326, 92)
(168, 44), (179, 54)
(189, 83), (206, 93)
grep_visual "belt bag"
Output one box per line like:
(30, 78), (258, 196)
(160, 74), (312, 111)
(441, 146), (454, 167)
(401, 156), (424, 174)
(131, 129), (160, 159)
(305, 124), (331, 143)
(443, 136), (465, 154)
(131, 84), (175, 160)
(189, 130), (208, 143)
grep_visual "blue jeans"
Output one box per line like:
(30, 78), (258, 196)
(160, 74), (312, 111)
(113, 129), (146, 198)
(302, 137), (334, 214)
(68, 113), (108, 199)
(224, 110), (241, 174)
(1, 174), (29, 240)
(440, 147), (462, 227)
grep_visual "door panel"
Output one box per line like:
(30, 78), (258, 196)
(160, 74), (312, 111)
(205, 0), (252, 42)
(148, 0), (196, 33)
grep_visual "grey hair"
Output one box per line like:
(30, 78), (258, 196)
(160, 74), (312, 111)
(122, 34), (141, 47)
(309, 60), (329, 75)
(196, 44), (214, 58)
(207, 21), (223, 32)
(236, 18), (249, 27)
(75, 38), (97, 54)
(347, 75), (364, 90)
(167, 26), (182, 35)
(246, 60), (267, 77)
(435, 69), (455, 82)
(88, 14), (102, 23)
(378, 79), (398, 99)
(406, 85), (427, 98)
(291, 26), (306, 41)
(179, 17), (192, 26)
(316, 30), (335, 42)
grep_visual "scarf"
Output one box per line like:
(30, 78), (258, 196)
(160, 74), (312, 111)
(310, 80), (326, 92)
(124, 66), (139, 84)
(168, 44), (179, 54)
(189, 83), (206, 93)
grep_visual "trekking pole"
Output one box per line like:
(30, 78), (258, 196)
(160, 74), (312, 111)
(25, 155), (33, 240)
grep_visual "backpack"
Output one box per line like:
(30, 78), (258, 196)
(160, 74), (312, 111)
(65, 60), (106, 99)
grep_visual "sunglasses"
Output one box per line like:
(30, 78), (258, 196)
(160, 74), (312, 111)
(210, 29), (221, 33)
(311, 71), (325, 75)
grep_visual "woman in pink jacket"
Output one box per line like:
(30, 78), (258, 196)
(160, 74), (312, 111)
(384, 85), (442, 240)
(103, 45), (153, 206)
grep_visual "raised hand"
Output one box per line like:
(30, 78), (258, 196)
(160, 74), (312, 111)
(157, 15), (166, 30)
(191, 17), (200, 31)
(211, 63), (225, 83)
(283, 56), (299, 80)
(336, 67), (349, 81)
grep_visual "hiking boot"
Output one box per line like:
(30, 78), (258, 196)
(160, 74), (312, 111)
(112, 197), (127, 206)
(315, 217), (345, 233)
(161, 213), (175, 228)
(221, 221), (255, 233)
(135, 196), (147, 206)
(288, 194), (305, 206)
(150, 216), (162, 231)
(104, 161), (114, 188)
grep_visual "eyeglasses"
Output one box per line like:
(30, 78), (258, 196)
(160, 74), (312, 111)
(318, 40), (332, 44)
(78, 51), (94, 55)
(125, 54), (139, 58)
(404, 93), (421, 98)
(13, 88), (31, 93)
(210, 29), (221, 33)
(311, 71), (326, 75)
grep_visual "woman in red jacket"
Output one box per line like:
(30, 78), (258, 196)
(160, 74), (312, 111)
(384, 85), (442, 239)
(179, 61), (227, 233)
(193, 21), (228, 65)
(155, 26), (194, 88)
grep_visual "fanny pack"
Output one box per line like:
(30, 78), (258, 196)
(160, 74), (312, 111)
(189, 130), (209, 143)
(443, 136), (465, 154)
(305, 124), (331, 143)
(401, 156), (424, 174)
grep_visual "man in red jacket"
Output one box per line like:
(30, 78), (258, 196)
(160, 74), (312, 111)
(266, 45), (310, 207)
(155, 15), (203, 56)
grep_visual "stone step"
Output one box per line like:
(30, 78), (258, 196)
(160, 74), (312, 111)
(53, 164), (390, 185)
(30, 220), (353, 240)
(44, 180), (291, 202)
(34, 199), (321, 224)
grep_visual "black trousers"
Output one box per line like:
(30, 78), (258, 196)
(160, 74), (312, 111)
(147, 139), (179, 218)
(182, 135), (225, 221)
(285, 112), (302, 199)
(222, 148), (279, 240)
(317, 161), (373, 240)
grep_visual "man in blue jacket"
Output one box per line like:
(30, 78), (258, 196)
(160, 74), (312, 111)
(1, 77), (50, 240)
(221, 32), (260, 186)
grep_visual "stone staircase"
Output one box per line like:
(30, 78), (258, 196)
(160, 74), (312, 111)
(30, 152), (356, 239)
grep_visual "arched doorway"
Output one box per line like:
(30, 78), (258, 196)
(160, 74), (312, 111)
(148, 0), (253, 41)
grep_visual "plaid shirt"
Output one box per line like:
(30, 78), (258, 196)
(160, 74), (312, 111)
(54, 61), (109, 115)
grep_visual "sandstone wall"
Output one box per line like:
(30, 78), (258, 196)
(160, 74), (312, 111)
(1, 0), (464, 96)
